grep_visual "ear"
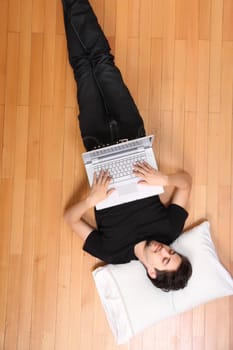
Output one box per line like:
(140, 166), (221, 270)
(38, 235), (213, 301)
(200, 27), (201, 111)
(147, 267), (157, 279)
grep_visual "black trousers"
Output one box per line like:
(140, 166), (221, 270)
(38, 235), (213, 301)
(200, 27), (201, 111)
(62, 0), (146, 151)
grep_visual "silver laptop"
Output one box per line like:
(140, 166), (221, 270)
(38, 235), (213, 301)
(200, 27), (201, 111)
(82, 135), (164, 210)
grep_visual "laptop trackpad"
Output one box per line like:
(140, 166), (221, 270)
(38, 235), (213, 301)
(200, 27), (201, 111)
(117, 183), (138, 196)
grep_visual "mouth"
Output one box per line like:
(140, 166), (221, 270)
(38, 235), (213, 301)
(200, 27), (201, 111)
(153, 243), (162, 253)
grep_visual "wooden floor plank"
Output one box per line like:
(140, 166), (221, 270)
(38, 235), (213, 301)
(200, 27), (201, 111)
(0, 106), (4, 177)
(209, 0), (223, 113)
(27, 33), (43, 180)
(104, 0), (116, 37)
(0, 180), (13, 350)
(4, 255), (22, 350)
(17, 31), (32, 106)
(183, 112), (196, 225)
(115, 0), (129, 78)
(206, 115), (220, 231)
(171, 40), (186, 170)
(219, 41), (233, 186)
(92, 0), (104, 26)
(17, 180), (38, 350)
(17, 0), (32, 106)
(216, 297), (230, 350)
(31, 0), (45, 34)
(196, 40), (209, 186)
(7, 0), (20, 33)
(148, 38), (162, 145)
(127, 0), (140, 38)
(55, 108), (76, 350)
(161, 38), (175, 110)
(153, 1), (176, 110)
(151, 0), (167, 39)
(126, 38), (139, 102)
(205, 302), (217, 350)
(0, 1), (8, 105)
(199, 0), (211, 40)
(10, 107), (29, 255)
(137, 0), (152, 110)
(65, 64), (77, 109)
(185, 0), (198, 112)
(56, 0), (65, 35)
(68, 238), (83, 350)
(2, 33), (19, 178)
(223, 0), (233, 40)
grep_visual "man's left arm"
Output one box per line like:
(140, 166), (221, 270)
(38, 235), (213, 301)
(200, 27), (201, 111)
(165, 172), (192, 211)
(64, 198), (96, 241)
(133, 161), (192, 210)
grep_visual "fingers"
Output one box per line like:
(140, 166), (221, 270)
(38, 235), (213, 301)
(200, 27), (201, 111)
(96, 170), (112, 185)
(142, 161), (153, 170)
(93, 172), (97, 185)
(133, 161), (152, 175)
(134, 161), (150, 170)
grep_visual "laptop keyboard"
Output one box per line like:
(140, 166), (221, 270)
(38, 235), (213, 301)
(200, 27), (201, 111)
(94, 152), (146, 183)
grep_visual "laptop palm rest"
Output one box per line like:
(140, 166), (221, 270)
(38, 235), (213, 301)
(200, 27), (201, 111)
(117, 183), (138, 196)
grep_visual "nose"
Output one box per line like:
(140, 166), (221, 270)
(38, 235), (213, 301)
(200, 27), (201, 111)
(160, 247), (171, 258)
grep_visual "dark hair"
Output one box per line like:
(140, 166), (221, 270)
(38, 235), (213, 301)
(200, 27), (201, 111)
(146, 254), (192, 292)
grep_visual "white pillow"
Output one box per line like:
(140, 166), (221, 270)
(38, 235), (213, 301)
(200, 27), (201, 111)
(92, 221), (233, 344)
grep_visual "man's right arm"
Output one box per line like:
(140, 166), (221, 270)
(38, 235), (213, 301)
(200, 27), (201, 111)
(64, 170), (115, 241)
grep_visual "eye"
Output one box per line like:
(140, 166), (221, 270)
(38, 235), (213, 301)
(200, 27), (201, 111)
(163, 257), (170, 265)
(169, 249), (175, 255)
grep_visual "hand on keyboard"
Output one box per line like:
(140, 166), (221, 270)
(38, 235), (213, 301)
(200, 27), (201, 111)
(87, 170), (116, 206)
(133, 161), (167, 186)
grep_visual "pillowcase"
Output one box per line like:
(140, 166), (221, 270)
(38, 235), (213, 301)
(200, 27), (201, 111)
(92, 221), (233, 344)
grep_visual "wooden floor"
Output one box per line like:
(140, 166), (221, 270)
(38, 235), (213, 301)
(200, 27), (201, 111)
(0, 0), (233, 349)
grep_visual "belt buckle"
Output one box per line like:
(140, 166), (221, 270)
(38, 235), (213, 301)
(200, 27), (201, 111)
(118, 138), (128, 143)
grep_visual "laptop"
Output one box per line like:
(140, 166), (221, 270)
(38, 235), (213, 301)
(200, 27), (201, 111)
(82, 135), (164, 210)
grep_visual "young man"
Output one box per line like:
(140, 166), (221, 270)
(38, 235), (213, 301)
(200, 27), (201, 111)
(62, 0), (192, 292)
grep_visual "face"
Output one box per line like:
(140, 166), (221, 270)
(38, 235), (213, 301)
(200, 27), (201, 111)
(144, 241), (182, 279)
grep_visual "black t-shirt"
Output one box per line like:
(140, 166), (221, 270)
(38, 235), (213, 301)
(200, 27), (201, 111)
(83, 195), (188, 264)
